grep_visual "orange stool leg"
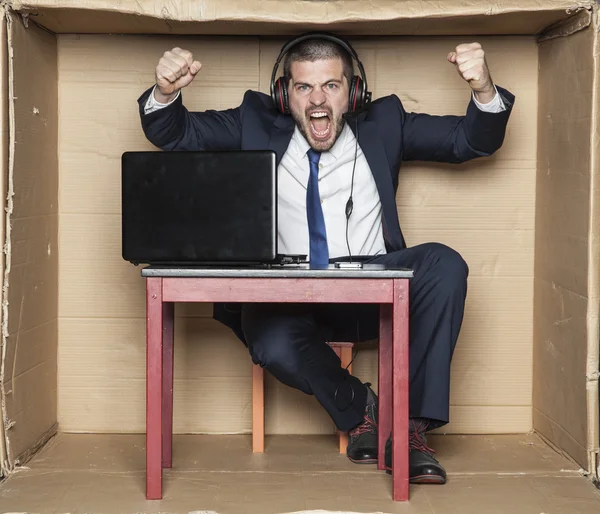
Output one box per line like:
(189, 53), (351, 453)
(252, 363), (265, 453)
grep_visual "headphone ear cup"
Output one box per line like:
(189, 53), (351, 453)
(272, 77), (290, 114)
(348, 76), (358, 112)
(348, 75), (365, 112)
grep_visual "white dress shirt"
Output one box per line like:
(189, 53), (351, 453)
(145, 86), (505, 260)
(277, 123), (387, 258)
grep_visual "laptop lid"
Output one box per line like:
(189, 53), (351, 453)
(121, 150), (277, 265)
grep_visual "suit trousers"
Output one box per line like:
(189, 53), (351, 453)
(240, 242), (469, 432)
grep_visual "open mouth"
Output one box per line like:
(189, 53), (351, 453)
(309, 111), (331, 140)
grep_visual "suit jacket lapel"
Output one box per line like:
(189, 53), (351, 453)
(353, 119), (393, 202)
(268, 114), (295, 165)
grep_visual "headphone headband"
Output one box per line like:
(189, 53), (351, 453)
(270, 32), (370, 111)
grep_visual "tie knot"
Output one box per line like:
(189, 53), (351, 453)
(307, 148), (321, 165)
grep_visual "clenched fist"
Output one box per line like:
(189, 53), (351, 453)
(154, 47), (202, 103)
(447, 43), (495, 103)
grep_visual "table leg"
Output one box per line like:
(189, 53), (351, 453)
(146, 277), (163, 500)
(162, 302), (175, 468)
(378, 303), (392, 471)
(392, 279), (410, 501)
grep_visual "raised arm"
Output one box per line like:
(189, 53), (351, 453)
(137, 47), (242, 151)
(401, 43), (514, 163)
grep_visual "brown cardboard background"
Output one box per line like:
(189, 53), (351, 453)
(56, 33), (537, 435)
(3, 13), (59, 468)
(0, 0), (597, 484)
(589, 10), (600, 478)
(533, 21), (594, 470)
(0, 8), (8, 469)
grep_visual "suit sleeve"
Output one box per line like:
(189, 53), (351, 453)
(137, 86), (242, 151)
(399, 86), (515, 163)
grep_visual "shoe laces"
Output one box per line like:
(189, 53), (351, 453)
(409, 419), (435, 456)
(349, 413), (377, 439)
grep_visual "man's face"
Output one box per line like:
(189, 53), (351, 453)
(287, 58), (349, 152)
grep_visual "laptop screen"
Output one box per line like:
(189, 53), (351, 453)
(121, 150), (277, 265)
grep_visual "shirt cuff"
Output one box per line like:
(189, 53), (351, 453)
(471, 85), (505, 113)
(144, 85), (180, 114)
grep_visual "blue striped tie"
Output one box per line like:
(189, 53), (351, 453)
(306, 149), (329, 268)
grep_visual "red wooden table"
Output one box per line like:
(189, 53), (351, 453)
(142, 265), (412, 501)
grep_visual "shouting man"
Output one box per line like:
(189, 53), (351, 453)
(138, 33), (514, 484)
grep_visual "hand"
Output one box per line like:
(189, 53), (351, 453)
(154, 47), (202, 103)
(447, 43), (495, 104)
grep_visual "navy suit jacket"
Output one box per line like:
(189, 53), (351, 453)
(137, 85), (515, 342)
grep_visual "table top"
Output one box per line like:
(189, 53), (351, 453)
(141, 264), (414, 279)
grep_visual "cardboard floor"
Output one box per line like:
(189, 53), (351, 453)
(0, 434), (598, 513)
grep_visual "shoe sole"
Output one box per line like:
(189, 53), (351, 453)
(384, 467), (446, 484)
(347, 457), (378, 464)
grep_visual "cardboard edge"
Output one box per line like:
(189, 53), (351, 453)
(12, 422), (57, 467)
(587, 7), (600, 482)
(0, 7), (16, 475)
(9, 0), (596, 22)
(3, 1), (594, 37)
(537, 6), (592, 41)
(534, 422), (588, 468)
(533, 407), (589, 469)
(0, 7), (7, 479)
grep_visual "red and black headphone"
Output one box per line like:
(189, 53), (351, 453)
(270, 32), (372, 115)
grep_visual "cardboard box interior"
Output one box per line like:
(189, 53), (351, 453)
(0, 0), (598, 491)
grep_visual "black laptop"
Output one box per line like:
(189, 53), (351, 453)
(121, 150), (291, 266)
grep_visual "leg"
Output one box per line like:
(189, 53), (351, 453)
(241, 303), (368, 432)
(320, 307), (379, 464)
(146, 277), (163, 500)
(162, 302), (174, 469)
(369, 243), (468, 429)
(371, 243), (468, 484)
(392, 279), (410, 501)
(252, 363), (265, 453)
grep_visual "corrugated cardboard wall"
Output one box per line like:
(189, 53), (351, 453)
(533, 23), (594, 469)
(590, 11), (600, 477)
(0, 10), (8, 470)
(57, 34), (537, 434)
(8, 0), (588, 35)
(3, 14), (59, 464)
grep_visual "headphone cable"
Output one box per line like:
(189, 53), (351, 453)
(345, 115), (359, 263)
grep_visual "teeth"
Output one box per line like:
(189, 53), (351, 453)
(310, 112), (328, 118)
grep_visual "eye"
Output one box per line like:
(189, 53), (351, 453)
(297, 85), (309, 91)
(327, 83), (338, 90)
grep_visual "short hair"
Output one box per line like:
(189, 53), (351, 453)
(283, 37), (354, 86)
